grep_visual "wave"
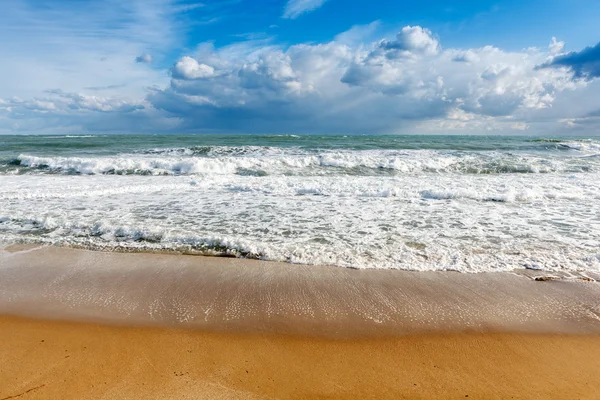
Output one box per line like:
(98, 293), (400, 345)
(525, 139), (600, 155)
(529, 138), (564, 143)
(140, 145), (288, 157)
(143, 139), (600, 155)
(2, 173), (596, 204)
(5, 149), (599, 176)
(556, 140), (600, 154)
(225, 177), (596, 202)
(2, 215), (599, 273)
(0, 182), (198, 201)
(419, 188), (586, 202)
(39, 135), (99, 139)
(2, 165), (599, 273)
(0, 217), (267, 259)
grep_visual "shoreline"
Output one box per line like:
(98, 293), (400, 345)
(2, 244), (600, 336)
(3, 244), (600, 398)
(4, 240), (600, 279)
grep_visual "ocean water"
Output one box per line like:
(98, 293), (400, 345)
(1, 134), (599, 273)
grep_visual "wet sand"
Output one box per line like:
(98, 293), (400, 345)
(2, 245), (600, 399)
(2, 245), (600, 335)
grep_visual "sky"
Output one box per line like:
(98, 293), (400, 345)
(1, 0), (600, 135)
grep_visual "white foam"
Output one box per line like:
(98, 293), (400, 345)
(4, 141), (600, 273)
(558, 140), (600, 154)
(15, 147), (600, 176)
(1, 170), (599, 273)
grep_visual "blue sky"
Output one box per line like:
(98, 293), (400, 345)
(1, 0), (600, 134)
(184, 0), (599, 51)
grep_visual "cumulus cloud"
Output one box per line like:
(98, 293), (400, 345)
(539, 41), (600, 79)
(452, 50), (480, 63)
(146, 25), (587, 134)
(3, 20), (600, 135)
(375, 26), (440, 58)
(238, 52), (303, 92)
(282, 0), (328, 19)
(135, 53), (153, 63)
(172, 56), (216, 79)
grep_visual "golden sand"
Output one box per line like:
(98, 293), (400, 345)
(2, 245), (600, 399)
(2, 316), (600, 400)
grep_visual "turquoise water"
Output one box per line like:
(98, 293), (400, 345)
(1, 134), (599, 176)
(0, 134), (596, 157)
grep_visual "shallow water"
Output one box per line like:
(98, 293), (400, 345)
(1, 134), (599, 273)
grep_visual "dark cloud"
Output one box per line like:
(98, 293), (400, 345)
(538, 42), (600, 79)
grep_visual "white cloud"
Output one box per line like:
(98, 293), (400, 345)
(173, 56), (216, 79)
(147, 25), (586, 134)
(0, 90), (152, 134)
(238, 51), (308, 94)
(549, 37), (565, 55)
(282, 0), (328, 19)
(2, 10), (599, 135)
(376, 26), (440, 57)
(1, 90), (144, 115)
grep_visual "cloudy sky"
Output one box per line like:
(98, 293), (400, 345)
(1, 0), (600, 135)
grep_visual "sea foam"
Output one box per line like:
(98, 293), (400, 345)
(2, 138), (600, 273)
(11, 146), (599, 176)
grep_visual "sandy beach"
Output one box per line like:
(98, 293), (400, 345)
(3, 0), (600, 396)
(2, 245), (600, 399)
(3, 316), (600, 400)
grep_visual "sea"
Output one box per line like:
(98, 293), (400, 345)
(1, 134), (599, 274)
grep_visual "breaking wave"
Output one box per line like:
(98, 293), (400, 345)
(4, 147), (599, 176)
(2, 213), (599, 272)
(3, 135), (600, 273)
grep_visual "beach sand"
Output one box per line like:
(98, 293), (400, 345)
(2, 245), (600, 399)
(3, 317), (600, 399)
